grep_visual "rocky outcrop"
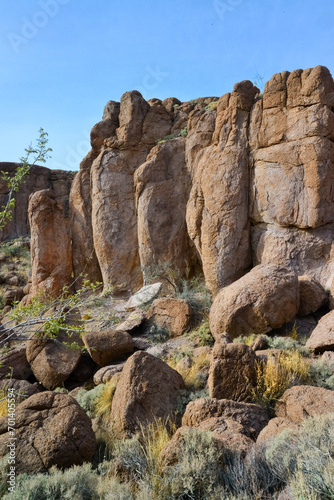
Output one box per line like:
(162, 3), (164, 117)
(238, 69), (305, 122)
(25, 65), (334, 299)
(306, 310), (334, 352)
(82, 330), (134, 367)
(275, 385), (334, 422)
(0, 162), (73, 243)
(145, 298), (193, 337)
(110, 351), (185, 435)
(297, 275), (328, 316)
(0, 392), (95, 474)
(209, 264), (299, 339)
(28, 189), (73, 297)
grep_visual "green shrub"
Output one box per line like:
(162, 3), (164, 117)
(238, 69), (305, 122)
(308, 360), (334, 390)
(147, 324), (170, 343)
(266, 414), (334, 499)
(189, 320), (214, 347)
(74, 384), (107, 418)
(178, 127), (188, 138)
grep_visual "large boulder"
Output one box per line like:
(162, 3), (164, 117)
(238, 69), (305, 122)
(145, 298), (193, 337)
(182, 397), (269, 440)
(297, 275), (328, 316)
(208, 342), (257, 401)
(0, 345), (32, 380)
(0, 379), (40, 404)
(110, 351), (185, 435)
(275, 385), (334, 423)
(209, 264), (299, 339)
(26, 311), (83, 390)
(306, 310), (334, 353)
(0, 392), (95, 474)
(83, 330), (134, 367)
(28, 189), (73, 298)
(256, 417), (299, 445)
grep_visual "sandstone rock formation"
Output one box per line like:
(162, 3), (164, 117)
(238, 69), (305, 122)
(208, 342), (257, 401)
(145, 298), (193, 337)
(24, 65), (334, 302)
(0, 392), (95, 474)
(83, 330), (134, 367)
(305, 310), (334, 352)
(110, 351), (185, 435)
(28, 189), (73, 297)
(209, 264), (299, 339)
(0, 162), (73, 243)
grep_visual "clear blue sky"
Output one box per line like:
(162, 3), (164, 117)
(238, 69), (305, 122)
(1, 0), (334, 171)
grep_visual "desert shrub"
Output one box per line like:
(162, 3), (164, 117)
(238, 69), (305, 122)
(188, 320), (214, 347)
(233, 333), (260, 346)
(3, 463), (100, 500)
(74, 384), (107, 418)
(251, 350), (309, 413)
(178, 127), (188, 137)
(266, 414), (334, 499)
(308, 359), (334, 390)
(176, 387), (209, 417)
(167, 351), (210, 391)
(205, 101), (218, 110)
(147, 324), (170, 343)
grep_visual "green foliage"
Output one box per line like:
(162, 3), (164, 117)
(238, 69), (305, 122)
(178, 127), (188, 137)
(266, 414), (334, 499)
(308, 360), (334, 390)
(74, 384), (107, 418)
(0, 128), (52, 231)
(147, 324), (170, 343)
(189, 320), (214, 347)
(156, 127), (188, 144)
(205, 101), (218, 111)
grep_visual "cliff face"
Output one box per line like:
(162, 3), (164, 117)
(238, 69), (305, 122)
(28, 65), (334, 297)
(0, 163), (74, 242)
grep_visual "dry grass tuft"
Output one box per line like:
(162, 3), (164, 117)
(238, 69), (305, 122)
(166, 351), (210, 391)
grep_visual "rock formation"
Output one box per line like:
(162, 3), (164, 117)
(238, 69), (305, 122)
(21, 65), (334, 300)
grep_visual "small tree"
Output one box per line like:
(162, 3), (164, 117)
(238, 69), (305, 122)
(0, 128), (52, 231)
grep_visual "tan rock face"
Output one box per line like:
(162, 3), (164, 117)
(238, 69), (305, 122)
(29, 189), (73, 298)
(135, 138), (195, 278)
(209, 264), (299, 339)
(275, 385), (334, 423)
(186, 81), (259, 294)
(256, 417), (299, 445)
(110, 351), (185, 435)
(83, 330), (134, 367)
(182, 397), (269, 439)
(208, 342), (257, 401)
(306, 310), (334, 353)
(0, 392), (95, 474)
(298, 275), (328, 316)
(0, 163), (73, 243)
(145, 298), (193, 337)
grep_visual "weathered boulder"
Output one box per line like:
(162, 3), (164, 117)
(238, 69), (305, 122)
(110, 351), (185, 435)
(0, 345), (32, 380)
(28, 189), (73, 298)
(83, 330), (134, 367)
(256, 417), (299, 445)
(197, 417), (254, 457)
(3, 288), (24, 306)
(145, 298), (193, 337)
(208, 342), (257, 401)
(26, 311), (83, 390)
(306, 310), (334, 352)
(93, 362), (125, 385)
(297, 275), (328, 316)
(182, 398), (269, 440)
(115, 309), (146, 333)
(275, 385), (334, 423)
(124, 283), (162, 310)
(209, 264), (299, 339)
(0, 392), (95, 474)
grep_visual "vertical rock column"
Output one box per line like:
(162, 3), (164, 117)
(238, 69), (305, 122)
(186, 81), (259, 295)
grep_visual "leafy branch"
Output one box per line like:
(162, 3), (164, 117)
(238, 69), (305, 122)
(0, 128), (52, 231)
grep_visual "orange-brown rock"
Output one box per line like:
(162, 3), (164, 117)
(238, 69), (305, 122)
(275, 385), (334, 423)
(305, 310), (334, 353)
(186, 81), (259, 294)
(0, 392), (95, 474)
(110, 351), (185, 435)
(182, 398), (269, 439)
(297, 275), (328, 316)
(134, 138), (195, 278)
(28, 189), (73, 298)
(256, 417), (299, 445)
(26, 311), (83, 390)
(208, 342), (257, 401)
(82, 330), (134, 367)
(0, 345), (32, 380)
(145, 298), (193, 337)
(0, 162), (73, 243)
(209, 264), (299, 340)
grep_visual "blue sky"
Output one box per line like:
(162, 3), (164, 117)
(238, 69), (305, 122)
(1, 0), (334, 171)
